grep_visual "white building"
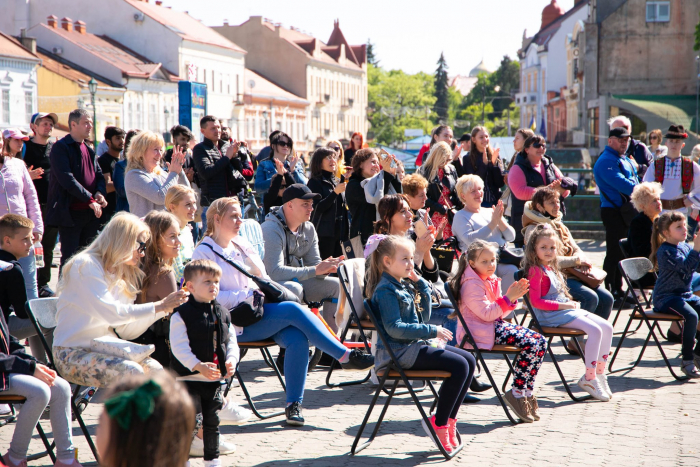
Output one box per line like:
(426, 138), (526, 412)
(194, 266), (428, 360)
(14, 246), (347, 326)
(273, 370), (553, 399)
(1, 0), (247, 136)
(0, 31), (40, 132)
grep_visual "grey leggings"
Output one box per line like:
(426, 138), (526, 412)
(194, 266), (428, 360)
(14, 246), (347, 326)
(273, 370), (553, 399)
(3, 374), (75, 461)
(8, 316), (54, 364)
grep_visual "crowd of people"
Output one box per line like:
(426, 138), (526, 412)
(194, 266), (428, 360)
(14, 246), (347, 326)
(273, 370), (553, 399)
(0, 107), (699, 465)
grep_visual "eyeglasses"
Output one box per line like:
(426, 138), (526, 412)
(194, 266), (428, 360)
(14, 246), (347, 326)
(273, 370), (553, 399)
(649, 136), (658, 140)
(276, 140), (292, 148)
(329, 146), (341, 151)
(532, 142), (547, 149)
(136, 241), (147, 254)
(325, 154), (338, 161)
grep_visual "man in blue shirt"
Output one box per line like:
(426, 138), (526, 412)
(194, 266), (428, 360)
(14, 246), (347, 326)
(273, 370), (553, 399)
(593, 126), (639, 298)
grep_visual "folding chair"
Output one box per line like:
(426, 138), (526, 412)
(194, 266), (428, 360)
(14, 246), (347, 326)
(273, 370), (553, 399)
(352, 299), (462, 460)
(225, 340), (287, 419)
(25, 298), (100, 460)
(325, 263), (373, 388)
(443, 283), (522, 425)
(612, 239), (651, 333)
(608, 258), (688, 381)
(516, 270), (592, 402)
(0, 394), (55, 462)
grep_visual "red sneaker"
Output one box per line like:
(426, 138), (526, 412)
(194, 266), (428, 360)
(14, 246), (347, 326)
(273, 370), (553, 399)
(447, 418), (460, 449)
(420, 415), (452, 453)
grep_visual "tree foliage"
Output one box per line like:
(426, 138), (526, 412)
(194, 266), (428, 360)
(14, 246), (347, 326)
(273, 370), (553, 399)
(367, 39), (380, 66)
(695, 12), (700, 51)
(433, 53), (450, 122)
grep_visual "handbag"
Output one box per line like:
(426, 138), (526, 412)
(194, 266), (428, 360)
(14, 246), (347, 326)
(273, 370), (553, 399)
(431, 237), (457, 273)
(201, 242), (301, 304)
(498, 246), (524, 266)
(91, 336), (155, 363)
(230, 290), (265, 327)
(564, 266), (607, 289)
(341, 235), (364, 259)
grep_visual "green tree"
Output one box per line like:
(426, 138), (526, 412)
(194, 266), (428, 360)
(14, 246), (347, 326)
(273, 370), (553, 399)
(458, 55), (520, 123)
(433, 53), (450, 122)
(367, 39), (380, 66)
(695, 12), (700, 51)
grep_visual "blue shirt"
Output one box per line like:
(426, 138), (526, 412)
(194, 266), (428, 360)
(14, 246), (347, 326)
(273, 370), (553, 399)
(593, 145), (638, 208)
(653, 242), (700, 309)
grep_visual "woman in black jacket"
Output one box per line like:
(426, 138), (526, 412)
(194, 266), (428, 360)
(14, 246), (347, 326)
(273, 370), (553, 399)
(346, 149), (384, 245)
(462, 126), (505, 208)
(263, 157), (296, 216)
(307, 147), (349, 258)
(421, 141), (463, 239)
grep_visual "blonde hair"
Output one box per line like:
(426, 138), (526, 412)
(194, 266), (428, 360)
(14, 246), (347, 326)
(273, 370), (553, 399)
(201, 197), (241, 240)
(522, 224), (571, 298)
(126, 131), (165, 173)
(141, 211), (180, 296)
(691, 144), (700, 163)
(165, 185), (196, 212)
(326, 139), (346, 178)
(455, 174), (484, 204)
(58, 212), (149, 300)
(630, 182), (663, 212)
(401, 173), (429, 197)
(364, 235), (415, 297)
(422, 141), (451, 182)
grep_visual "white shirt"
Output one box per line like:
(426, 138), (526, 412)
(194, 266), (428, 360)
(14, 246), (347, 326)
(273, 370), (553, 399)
(642, 156), (700, 206)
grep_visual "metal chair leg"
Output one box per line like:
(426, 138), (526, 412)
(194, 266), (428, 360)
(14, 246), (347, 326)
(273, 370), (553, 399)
(351, 372), (393, 455)
(545, 337), (591, 402)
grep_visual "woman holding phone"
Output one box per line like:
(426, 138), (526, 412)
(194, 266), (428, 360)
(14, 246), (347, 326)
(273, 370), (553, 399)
(254, 132), (307, 201)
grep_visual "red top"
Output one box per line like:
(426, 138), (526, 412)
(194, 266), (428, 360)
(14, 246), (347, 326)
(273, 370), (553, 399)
(527, 265), (561, 310)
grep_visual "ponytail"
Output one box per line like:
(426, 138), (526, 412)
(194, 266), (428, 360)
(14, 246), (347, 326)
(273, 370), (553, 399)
(649, 211), (686, 270)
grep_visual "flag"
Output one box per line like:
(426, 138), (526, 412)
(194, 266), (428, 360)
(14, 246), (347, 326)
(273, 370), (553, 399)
(529, 114), (536, 132)
(540, 114), (547, 139)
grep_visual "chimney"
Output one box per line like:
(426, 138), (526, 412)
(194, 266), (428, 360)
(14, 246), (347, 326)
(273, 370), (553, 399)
(19, 29), (37, 54)
(223, 19), (228, 27)
(74, 20), (86, 35)
(47, 15), (58, 28)
(61, 17), (73, 32)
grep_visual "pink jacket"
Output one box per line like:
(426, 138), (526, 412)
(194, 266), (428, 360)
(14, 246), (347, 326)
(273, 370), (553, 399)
(456, 265), (516, 350)
(0, 157), (43, 234)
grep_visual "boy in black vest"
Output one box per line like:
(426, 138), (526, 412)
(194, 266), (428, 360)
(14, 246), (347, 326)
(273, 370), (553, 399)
(170, 259), (238, 466)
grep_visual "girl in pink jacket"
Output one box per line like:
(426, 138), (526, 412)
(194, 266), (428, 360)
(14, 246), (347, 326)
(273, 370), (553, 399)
(449, 239), (546, 423)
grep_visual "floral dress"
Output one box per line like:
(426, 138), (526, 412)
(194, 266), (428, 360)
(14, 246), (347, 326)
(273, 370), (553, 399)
(430, 168), (454, 239)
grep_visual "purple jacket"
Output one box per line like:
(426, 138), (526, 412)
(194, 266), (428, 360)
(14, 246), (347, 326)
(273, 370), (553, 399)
(0, 157), (43, 234)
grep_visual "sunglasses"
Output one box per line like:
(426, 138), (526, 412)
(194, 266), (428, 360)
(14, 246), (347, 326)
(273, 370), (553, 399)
(532, 142), (546, 149)
(276, 140), (292, 148)
(329, 146), (341, 151)
(649, 136), (658, 140)
(136, 241), (147, 254)
(325, 154), (338, 160)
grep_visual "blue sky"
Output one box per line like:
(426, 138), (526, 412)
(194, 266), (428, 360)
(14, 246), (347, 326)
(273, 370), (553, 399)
(161, 0), (576, 76)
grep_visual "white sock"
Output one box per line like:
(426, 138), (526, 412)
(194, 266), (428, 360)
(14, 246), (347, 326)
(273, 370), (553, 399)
(512, 388), (525, 398)
(204, 459), (222, 466)
(338, 349), (350, 363)
(523, 389), (533, 398)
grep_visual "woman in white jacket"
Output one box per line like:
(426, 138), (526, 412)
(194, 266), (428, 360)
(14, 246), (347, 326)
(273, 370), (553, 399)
(52, 213), (189, 387)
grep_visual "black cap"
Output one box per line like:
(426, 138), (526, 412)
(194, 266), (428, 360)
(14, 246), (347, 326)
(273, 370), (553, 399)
(665, 124), (688, 140)
(609, 127), (630, 138)
(458, 134), (471, 143)
(282, 183), (321, 203)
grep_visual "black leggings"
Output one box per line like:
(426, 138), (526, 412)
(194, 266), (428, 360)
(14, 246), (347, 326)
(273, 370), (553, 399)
(409, 345), (475, 426)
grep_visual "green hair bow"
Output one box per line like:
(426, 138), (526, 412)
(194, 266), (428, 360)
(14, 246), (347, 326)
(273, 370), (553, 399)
(104, 380), (163, 430)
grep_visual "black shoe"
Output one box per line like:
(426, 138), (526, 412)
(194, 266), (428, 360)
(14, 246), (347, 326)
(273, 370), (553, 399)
(667, 329), (682, 344)
(285, 401), (304, 426)
(38, 285), (55, 298)
(469, 376), (492, 393)
(462, 394), (481, 404)
(340, 350), (375, 371)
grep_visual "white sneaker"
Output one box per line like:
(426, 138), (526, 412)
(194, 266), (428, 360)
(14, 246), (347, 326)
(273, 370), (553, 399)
(189, 436), (237, 458)
(219, 399), (252, 425)
(0, 404), (11, 415)
(204, 460), (222, 467)
(596, 373), (613, 400)
(577, 375), (610, 402)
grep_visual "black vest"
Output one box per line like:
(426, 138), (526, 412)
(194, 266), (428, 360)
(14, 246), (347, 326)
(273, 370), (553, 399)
(170, 296), (231, 377)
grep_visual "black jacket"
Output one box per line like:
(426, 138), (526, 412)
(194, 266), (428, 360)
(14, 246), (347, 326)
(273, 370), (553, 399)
(425, 164), (463, 216)
(170, 296), (231, 377)
(0, 250), (28, 324)
(46, 134), (106, 227)
(0, 308), (37, 392)
(346, 172), (399, 244)
(627, 212), (656, 288)
(192, 138), (243, 206)
(308, 171), (349, 240)
(461, 152), (505, 207)
(23, 139), (53, 204)
(263, 172), (295, 215)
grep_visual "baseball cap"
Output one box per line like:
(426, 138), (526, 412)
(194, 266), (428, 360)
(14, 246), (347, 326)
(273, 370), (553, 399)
(30, 112), (58, 125)
(609, 127), (630, 138)
(2, 128), (29, 141)
(282, 184), (321, 203)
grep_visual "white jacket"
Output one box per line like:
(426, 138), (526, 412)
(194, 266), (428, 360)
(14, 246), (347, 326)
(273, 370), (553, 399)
(53, 254), (166, 349)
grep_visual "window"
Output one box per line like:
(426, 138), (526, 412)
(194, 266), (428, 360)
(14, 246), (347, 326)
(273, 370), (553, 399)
(24, 92), (33, 121)
(1, 90), (9, 123)
(149, 104), (157, 131)
(646, 2), (670, 22)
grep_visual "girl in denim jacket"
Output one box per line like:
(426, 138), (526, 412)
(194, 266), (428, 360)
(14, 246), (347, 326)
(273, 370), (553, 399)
(366, 234), (475, 454)
(650, 211), (700, 378)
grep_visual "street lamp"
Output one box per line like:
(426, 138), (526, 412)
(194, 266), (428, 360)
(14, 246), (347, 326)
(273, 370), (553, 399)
(88, 77), (98, 144)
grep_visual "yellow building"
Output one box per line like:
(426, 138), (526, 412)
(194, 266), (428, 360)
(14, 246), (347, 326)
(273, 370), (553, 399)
(36, 47), (124, 138)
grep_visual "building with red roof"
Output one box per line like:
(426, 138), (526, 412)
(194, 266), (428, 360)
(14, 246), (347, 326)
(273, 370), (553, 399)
(0, 31), (41, 132)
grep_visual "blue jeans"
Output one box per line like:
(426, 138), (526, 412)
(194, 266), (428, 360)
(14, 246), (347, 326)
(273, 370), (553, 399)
(18, 251), (38, 301)
(427, 300), (457, 347)
(237, 302), (348, 404)
(567, 278), (614, 320)
(658, 295), (700, 361)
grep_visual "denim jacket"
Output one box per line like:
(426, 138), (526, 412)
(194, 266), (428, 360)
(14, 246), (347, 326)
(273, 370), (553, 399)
(653, 242), (700, 308)
(371, 272), (437, 368)
(254, 157), (307, 195)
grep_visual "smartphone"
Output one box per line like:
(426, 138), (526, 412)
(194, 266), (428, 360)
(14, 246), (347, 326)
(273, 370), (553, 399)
(414, 219), (429, 238)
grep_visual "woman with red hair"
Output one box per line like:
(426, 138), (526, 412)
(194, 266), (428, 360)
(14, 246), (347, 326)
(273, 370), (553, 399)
(345, 132), (364, 167)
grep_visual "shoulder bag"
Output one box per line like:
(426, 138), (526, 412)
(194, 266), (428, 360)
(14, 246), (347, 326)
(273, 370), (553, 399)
(563, 266), (607, 289)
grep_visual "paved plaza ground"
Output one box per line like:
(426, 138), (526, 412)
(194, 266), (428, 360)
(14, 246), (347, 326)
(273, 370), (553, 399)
(4, 239), (699, 466)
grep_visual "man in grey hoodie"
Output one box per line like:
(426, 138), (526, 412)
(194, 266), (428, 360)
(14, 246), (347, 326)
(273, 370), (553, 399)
(261, 184), (343, 332)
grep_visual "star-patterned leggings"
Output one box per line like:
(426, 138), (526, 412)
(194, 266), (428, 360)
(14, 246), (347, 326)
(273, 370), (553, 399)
(493, 320), (547, 391)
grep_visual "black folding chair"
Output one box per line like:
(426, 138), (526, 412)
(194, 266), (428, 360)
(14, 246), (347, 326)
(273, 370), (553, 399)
(516, 270), (592, 402)
(612, 239), (651, 334)
(443, 283), (522, 424)
(352, 299), (462, 460)
(225, 340), (287, 419)
(325, 263), (373, 388)
(25, 298), (99, 460)
(608, 258), (689, 381)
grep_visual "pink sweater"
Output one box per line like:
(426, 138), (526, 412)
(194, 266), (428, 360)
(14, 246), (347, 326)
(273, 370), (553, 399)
(527, 266), (562, 310)
(456, 265), (517, 350)
(508, 162), (569, 200)
(0, 157), (43, 233)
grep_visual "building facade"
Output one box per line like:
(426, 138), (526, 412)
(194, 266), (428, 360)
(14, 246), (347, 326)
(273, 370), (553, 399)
(0, 31), (40, 132)
(214, 17), (367, 147)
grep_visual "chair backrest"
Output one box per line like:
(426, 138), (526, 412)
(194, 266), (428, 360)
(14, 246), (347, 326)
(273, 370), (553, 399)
(619, 238), (631, 259)
(337, 261), (367, 330)
(443, 282), (479, 350)
(619, 257), (654, 282)
(363, 299), (403, 372)
(26, 298), (58, 330)
(514, 268), (546, 332)
(239, 219), (265, 260)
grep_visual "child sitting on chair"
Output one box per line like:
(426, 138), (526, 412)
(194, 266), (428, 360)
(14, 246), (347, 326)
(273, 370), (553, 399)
(449, 239), (545, 423)
(524, 224), (614, 402)
(649, 211), (700, 378)
(0, 214), (80, 467)
(366, 234), (475, 454)
(170, 259), (239, 466)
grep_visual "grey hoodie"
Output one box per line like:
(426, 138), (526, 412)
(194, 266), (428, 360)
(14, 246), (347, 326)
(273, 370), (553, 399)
(261, 206), (321, 282)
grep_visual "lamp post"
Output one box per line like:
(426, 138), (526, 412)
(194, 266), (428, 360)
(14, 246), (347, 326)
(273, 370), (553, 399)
(88, 78), (97, 144)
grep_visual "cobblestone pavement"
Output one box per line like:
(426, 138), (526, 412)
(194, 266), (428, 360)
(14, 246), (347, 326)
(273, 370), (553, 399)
(4, 240), (699, 466)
